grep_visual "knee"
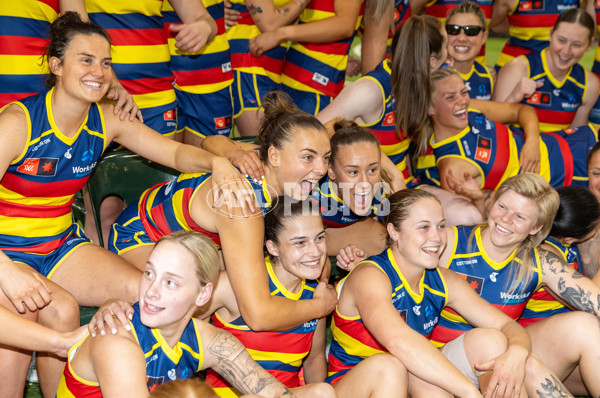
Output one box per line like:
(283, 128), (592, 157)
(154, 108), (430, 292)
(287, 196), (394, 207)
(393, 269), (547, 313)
(39, 292), (80, 330)
(307, 382), (336, 398)
(444, 198), (484, 226)
(524, 353), (548, 381)
(368, 353), (409, 382)
(464, 328), (508, 362)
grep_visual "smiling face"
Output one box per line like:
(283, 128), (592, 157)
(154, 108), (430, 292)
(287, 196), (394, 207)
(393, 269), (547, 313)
(431, 28), (449, 71)
(547, 22), (592, 76)
(429, 73), (470, 134)
(486, 190), (543, 251)
(388, 197), (447, 271)
(446, 13), (487, 65)
(269, 126), (331, 200)
(50, 33), (112, 104)
(266, 213), (327, 282)
(588, 150), (600, 201)
(328, 141), (381, 216)
(139, 241), (208, 333)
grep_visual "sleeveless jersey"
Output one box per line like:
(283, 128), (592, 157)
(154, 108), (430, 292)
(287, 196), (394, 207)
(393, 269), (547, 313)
(430, 225), (543, 346)
(327, 248), (449, 383)
(56, 303), (204, 397)
(138, 173), (272, 245)
(206, 257), (318, 394)
(310, 177), (386, 228)
(280, 0), (365, 98)
(0, 88), (106, 254)
(358, 60), (410, 179)
(460, 61), (494, 101)
(87, 0), (177, 112)
(162, 0), (233, 95)
(0, 0), (58, 107)
(518, 236), (582, 326)
(521, 49), (587, 132)
(496, 0), (580, 68)
(431, 109), (581, 188)
(226, 0), (289, 82)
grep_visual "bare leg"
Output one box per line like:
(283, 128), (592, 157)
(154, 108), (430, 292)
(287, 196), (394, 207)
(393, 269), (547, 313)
(234, 109), (263, 137)
(119, 245), (156, 271)
(421, 186), (483, 226)
(526, 312), (600, 396)
(523, 353), (574, 398)
(290, 382), (335, 397)
(333, 353), (409, 398)
(49, 243), (142, 306)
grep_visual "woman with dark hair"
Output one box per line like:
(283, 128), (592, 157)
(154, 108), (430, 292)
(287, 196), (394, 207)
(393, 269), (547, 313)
(0, 11), (248, 396)
(493, 8), (599, 132)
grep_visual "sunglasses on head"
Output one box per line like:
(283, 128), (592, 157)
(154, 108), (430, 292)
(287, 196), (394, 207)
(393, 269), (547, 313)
(445, 24), (484, 36)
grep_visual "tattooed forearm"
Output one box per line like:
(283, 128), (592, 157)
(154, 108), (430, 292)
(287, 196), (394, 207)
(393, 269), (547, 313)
(276, 7), (290, 15)
(209, 331), (296, 397)
(557, 277), (598, 315)
(535, 374), (573, 398)
(248, 5), (263, 15)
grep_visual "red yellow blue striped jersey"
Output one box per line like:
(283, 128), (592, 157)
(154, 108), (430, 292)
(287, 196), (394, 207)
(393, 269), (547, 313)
(162, 0), (233, 95)
(87, 0), (177, 112)
(0, 0), (58, 107)
(57, 303), (204, 397)
(430, 225), (543, 346)
(0, 88), (106, 254)
(521, 49), (588, 132)
(226, 0), (289, 82)
(518, 236), (581, 326)
(327, 248), (448, 383)
(280, 0), (365, 97)
(205, 257), (318, 395)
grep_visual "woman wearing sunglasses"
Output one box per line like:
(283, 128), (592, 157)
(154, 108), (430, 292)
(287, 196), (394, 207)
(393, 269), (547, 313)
(493, 8), (599, 133)
(445, 2), (494, 101)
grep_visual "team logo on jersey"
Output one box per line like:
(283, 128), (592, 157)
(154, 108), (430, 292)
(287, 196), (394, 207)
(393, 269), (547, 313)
(474, 136), (492, 163)
(382, 112), (395, 126)
(64, 148), (72, 159)
(164, 109), (175, 121)
(489, 272), (499, 282)
(527, 92), (551, 105)
(412, 305), (421, 315)
(168, 369), (177, 381)
(17, 158), (58, 177)
(458, 273), (484, 294)
(312, 72), (329, 86)
(214, 116), (232, 130)
(222, 61), (232, 73)
(147, 376), (164, 392)
(519, 0), (544, 10)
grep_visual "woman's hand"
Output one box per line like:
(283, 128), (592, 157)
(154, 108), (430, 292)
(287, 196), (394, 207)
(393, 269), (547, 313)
(230, 149), (264, 183)
(512, 77), (544, 102)
(312, 281), (337, 318)
(0, 261), (52, 313)
(88, 299), (134, 337)
(336, 245), (367, 272)
(446, 169), (483, 202)
(519, 138), (540, 173)
(105, 83), (143, 122)
(210, 157), (257, 217)
(475, 345), (528, 398)
(55, 325), (89, 357)
(249, 30), (283, 56)
(224, 0), (241, 30)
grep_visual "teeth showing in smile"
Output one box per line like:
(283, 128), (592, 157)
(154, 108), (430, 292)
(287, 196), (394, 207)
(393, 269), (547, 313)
(302, 259), (320, 267)
(83, 81), (101, 88)
(146, 303), (162, 312)
(422, 247), (439, 255)
(455, 46), (470, 52)
(454, 109), (467, 116)
(496, 224), (512, 235)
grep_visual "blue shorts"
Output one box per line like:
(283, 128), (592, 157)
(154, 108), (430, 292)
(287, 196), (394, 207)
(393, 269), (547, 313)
(108, 202), (154, 255)
(280, 85), (333, 116)
(4, 223), (91, 278)
(175, 85), (233, 138)
(589, 95), (600, 125)
(141, 104), (178, 137)
(232, 70), (279, 117)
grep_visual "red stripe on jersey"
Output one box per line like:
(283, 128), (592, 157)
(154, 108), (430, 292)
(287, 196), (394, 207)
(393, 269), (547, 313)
(0, 198), (73, 218)
(501, 43), (533, 57)
(172, 67), (233, 86)
(305, 0), (336, 13)
(0, 36), (49, 55)
(333, 313), (387, 352)
(230, 53), (284, 75)
(1, 172), (86, 198)
(0, 92), (38, 108)
(105, 28), (167, 46)
(509, 14), (557, 28)
(283, 62), (344, 97)
(1, 235), (65, 255)
(38, 0), (60, 12)
(120, 76), (175, 95)
(301, 41), (351, 56)
(484, 123), (510, 190)
(545, 132), (574, 186)
(534, 108), (575, 127)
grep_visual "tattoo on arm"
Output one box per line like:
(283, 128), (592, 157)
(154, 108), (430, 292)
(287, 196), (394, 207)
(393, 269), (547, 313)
(208, 331), (292, 396)
(248, 5), (263, 15)
(535, 374), (573, 398)
(557, 277), (598, 315)
(540, 250), (570, 276)
(276, 7), (290, 15)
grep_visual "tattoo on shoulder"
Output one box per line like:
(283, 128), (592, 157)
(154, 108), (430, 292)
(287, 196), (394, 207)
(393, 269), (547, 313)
(208, 331), (281, 396)
(535, 374), (573, 398)
(540, 250), (570, 275)
(248, 5), (263, 15)
(557, 277), (598, 315)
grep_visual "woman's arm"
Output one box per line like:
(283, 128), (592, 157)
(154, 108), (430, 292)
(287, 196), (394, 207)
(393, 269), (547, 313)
(492, 57), (543, 103)
(570, 71), (600, 128)
(360, 0), (393, 75)
(246, 0), (311, 33)
(201, 324), (296, 397)
(347, 263), (482, 397)
(301, 317), (328, 383)
(317, 78), (384, 126)
(441, 268), (530, 398)
(169, 0), (217, 53)
(249, 0), (362, 56)
(201, 135), (264, 182)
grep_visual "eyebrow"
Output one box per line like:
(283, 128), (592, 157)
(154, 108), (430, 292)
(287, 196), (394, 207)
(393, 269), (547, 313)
(301, 148), (332, 156)
(78, 52), (112, 61)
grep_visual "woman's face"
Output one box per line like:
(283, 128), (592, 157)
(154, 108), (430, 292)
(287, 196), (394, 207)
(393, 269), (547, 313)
(328, 141), (381, 216)
(446, 13), (487, 64)
(487, 190), (543, 250)
(431, 28), (449, 71)
(270, 127), (331, 200)
(588, 150), (600, 201)
(267, 213), (327, 281)
(50, 33), (112, 103)
(548, 22), (592, 74)
(429, 74), (470, 132)
(388, 197), (447, 270)
(139, 241), (207, 331)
